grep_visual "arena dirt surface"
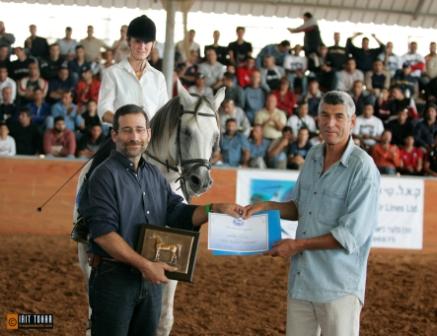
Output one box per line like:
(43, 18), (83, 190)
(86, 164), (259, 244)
(0, 235), (436, 336)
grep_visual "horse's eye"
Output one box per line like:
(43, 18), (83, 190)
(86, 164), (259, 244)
(184, 129), (191, 137)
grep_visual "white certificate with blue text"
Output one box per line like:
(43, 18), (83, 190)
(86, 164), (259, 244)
(208, 213), (269, 253)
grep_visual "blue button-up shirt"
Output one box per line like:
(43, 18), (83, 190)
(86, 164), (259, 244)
(84, 150), (196, 258)
(289, 137), (380, 304)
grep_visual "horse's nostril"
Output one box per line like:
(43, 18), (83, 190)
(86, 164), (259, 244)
(190, 175), (201, 186)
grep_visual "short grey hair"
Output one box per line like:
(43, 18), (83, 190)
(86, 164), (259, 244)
(318, 91), (356, 118)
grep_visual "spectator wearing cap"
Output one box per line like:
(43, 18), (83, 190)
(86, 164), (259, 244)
(75, 64), (100, 112)
(260, 55), (285, 92)
(198, 48), (225, 91)
(68, 45), (92, 84)
(272, 77), (296, 118)
(24, 24), (49, 60)
(18, 62), (48, 104)
(57, 27), (78, 61)
(79, 25), (109, 63)
(0, 64), (16, 104)
(47, 63), (75, 104)
(346, 33), (385, 72)
(27, 88), (50, 129)
(327, 32), (348, 71)
(336, 57), (364, 92)
(9, 107), (41, 155)
(204, 30), (228, 65)
(43, 115), (76, 158)
(218, 98), (251, 137)
(255, 40), (290, 69)
(47, 91), (84, 133)
(9, 47), (35, 81)
(40, 43), (65, 81)
(288, 12), (323, 56)
(227, 26), (253, 66)
(98, 15), (168, 124)
(188, 73), (213, 99)
(0, 121), (15, 156)
(223, 72), (245, 109)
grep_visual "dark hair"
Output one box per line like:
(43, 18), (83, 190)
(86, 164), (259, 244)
(18, 107), (31, 116)
(282, 126), (293, 134)
(223, 72), (235, 80)
(113, 104), (150, 131)
(279, 40), (290, 47)
(75, 45), (84, 51)
(54, 116), (65, 123)
(225, 118), (237, 125)
(303, 12), (313, 19)
(0, 121), (7, 127)
(236, 26), (245, 32)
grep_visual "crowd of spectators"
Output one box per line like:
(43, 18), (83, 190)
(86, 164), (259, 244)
(0, 15), (436, 176)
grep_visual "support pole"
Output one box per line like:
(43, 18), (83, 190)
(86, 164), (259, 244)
(162, 0), (176, 97)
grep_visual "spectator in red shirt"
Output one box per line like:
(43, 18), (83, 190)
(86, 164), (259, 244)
(74, 65), (100, 112)
(371, 129), (401, 175)
(236, 57), (257, 88)
(399, 135), (423, 175)
(272, 77), (296, 117)
(43, 116), (76, 158)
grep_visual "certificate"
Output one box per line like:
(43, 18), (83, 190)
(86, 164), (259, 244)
(208, 213), (269, 253)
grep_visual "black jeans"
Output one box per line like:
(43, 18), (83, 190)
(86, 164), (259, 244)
(89, 260), (162, 336)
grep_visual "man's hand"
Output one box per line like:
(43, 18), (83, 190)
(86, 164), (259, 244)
(139, 259), (177, 284)
(243, 202), (270, 219)
(265, 239), (303, 257)
(213, 203), (245, 218)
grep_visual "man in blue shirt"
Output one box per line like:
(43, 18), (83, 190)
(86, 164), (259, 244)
(84, 104), (242, 336)
(218, 118), (250, 167)
(245, 91), (380, 336)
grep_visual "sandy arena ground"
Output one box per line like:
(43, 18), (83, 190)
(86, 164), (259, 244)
(0, 235), (436, 335)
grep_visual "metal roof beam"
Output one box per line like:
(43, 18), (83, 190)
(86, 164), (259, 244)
(412, 0), (425, 20)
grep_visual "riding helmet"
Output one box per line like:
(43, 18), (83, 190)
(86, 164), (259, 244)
(127, 15), (156, 43)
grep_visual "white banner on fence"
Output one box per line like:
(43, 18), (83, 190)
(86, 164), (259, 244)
(236, 170), (424, 250)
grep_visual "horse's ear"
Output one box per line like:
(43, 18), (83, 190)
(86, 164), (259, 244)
(177, 80), (197, 106)
(213, 86), (226, 112)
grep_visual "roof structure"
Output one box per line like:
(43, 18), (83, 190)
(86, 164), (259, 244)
(3, 0), (437, 28)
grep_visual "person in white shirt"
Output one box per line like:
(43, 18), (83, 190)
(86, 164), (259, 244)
(0, 65), (16, 104)
(336, 57), (364, 92)
(402, 41), (425, 78)
(218, 98), (251, 136)
(98, 15), (168, 124)
(188, 73), (214, 100)
(198, 48), (225, 90)
(175, 29), (201, 63)
(112, 25), (130, 63)
(353, 103), (384, 149)
(0, 121), (16, 156)
(286, 100), (317, 136)
(57, 27), (77, 60)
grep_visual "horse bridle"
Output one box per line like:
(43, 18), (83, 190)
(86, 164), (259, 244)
(146, 96), (218, 200)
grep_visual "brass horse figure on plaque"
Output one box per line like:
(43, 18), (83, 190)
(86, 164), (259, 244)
(153, 235), (180, 265)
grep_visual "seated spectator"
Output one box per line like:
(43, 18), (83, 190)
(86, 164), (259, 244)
(401, 41), (425, 78)
(260, 55), (285, 92)
(112, 25), (129, 63)
(0, 64), (16, 103)
(188, 73), (213, 99)
(304, 79), (322, 118)
(424, 133), (437, 176)
(74, 65), (100, 112)
(350, 80), (375, 116)
(77, 122), (105, 158)
(43, 116), (76, 158)
(40, 43), (65, 81)
(179, 50), (200, 88)
(378, 85), (418, 122)
(286, 100), (317, 136)
(272, 77), (296, 117)
(365, 59), (391, 96)
(386, 108), (414, 146)
(217, 118), (250, 167)
(353, 103), (384, 149)
(227, 26), (252, 66)
(9, 107), (41, 155)
(204, 30), (228, 65)
(9, 47), (34, 81)
(346, 33), (385, 72)
(255, 93), (286, 140)
(379, 41), (401, 77)
(0, 86), (18, 125)
(0, 45), (11, 70)
(47, 91), (84, 132)
(308, 44), (337, 91)
(18, 62), (48, 104)
(57, 26), (78, 61)
(68, 45), (92, 84)
(283, 44), (307, 94)
(47, 63), (75, 104)
(256, 40), (290, 68)
(371, 129), (401, 175)
(267, 126), (294, 169)
(175, 29), (201, 63)
(24, 24), (49, 59)
(149, 48), (162, 72)
(236, 57), (257, 88)
(414, 104), (437, 150)
(391, 63), (418, 98)
(243, 70), (265, 123)
(0, 121), (15, 156)
(101, 49), (115, 71)
(326, 32), (347, 72)
(247, 124), (270, 168)
(288, 126), (312, 170)
(81, 100), (100, 129)
(218, 99), (251, 136)
(27, 88), (50, 129)
(223, 72), (245, 109)
(399, 135), (423, 175)
(336, 57), (364, 92)
(198, 48), (225, 91)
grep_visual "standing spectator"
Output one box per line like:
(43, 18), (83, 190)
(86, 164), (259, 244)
(57, 27), (78, 61)
(0, 21), (15, 53)
(243, 70), (266, 124)
(227, 26), (252, 65)
(77, 122), (105, 158)
(9, 47), (34, 81)
(40, 43), (65, 81)
(267, 126), (294, 169)
(414, 104), (437, 150)
(256, 40), (290, 68)
(283, 44), (307, 94)
(9, 108), (41, 155)
(217, 118), (250, 167)
(80, 25), (108, 62)
(198, 48), (225, 91)
(424, 133), (437, 176)
(223, 72), (245, 109)
(346, 33), (385, 72)
(43, 116), (76, 158)
(272, 77), (296, 117)
(260, 55), (285, 92)
(287, 12), (323, 56)
(336, 57), (364, 92)
(247, 124), (270, 168)
(379, 41), (401, 77)
(286, 100), (317, 136)
(0, 65), (16, 104)
(308, 45), (336, 91)
(327, 32), (347, 71)
(24, 24), (49, 59)
(175, 29), (201, 63)
(287, 126), (312, 170)
(188, 73), (213, 99)
(402, 41), (425, 78)
(371, 129), (401, 174)
(236, 57), (257, 88)
(0, 86), (18, 125)
(353, 103), (384, 149)
(112, 25), (129, 63)
(255, 93), (287, 140)
(204, 30), (228, 65)
(18, 62), (48, 104)
(425, 42), (437, 81)
(365, 59), (391, 96)
(399, 135), (423, 175)
(27, 88), (50, 129)
(350, 80), (375, 116)
(304, 79), (322, 118)
(68, 45), (91, 84)
(47, 64), (75, 104)
(218, 99), (251, 136)
(0, 121), (15, 156)
(386, 108), (414, 146)
(75, 65), (100, 112)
